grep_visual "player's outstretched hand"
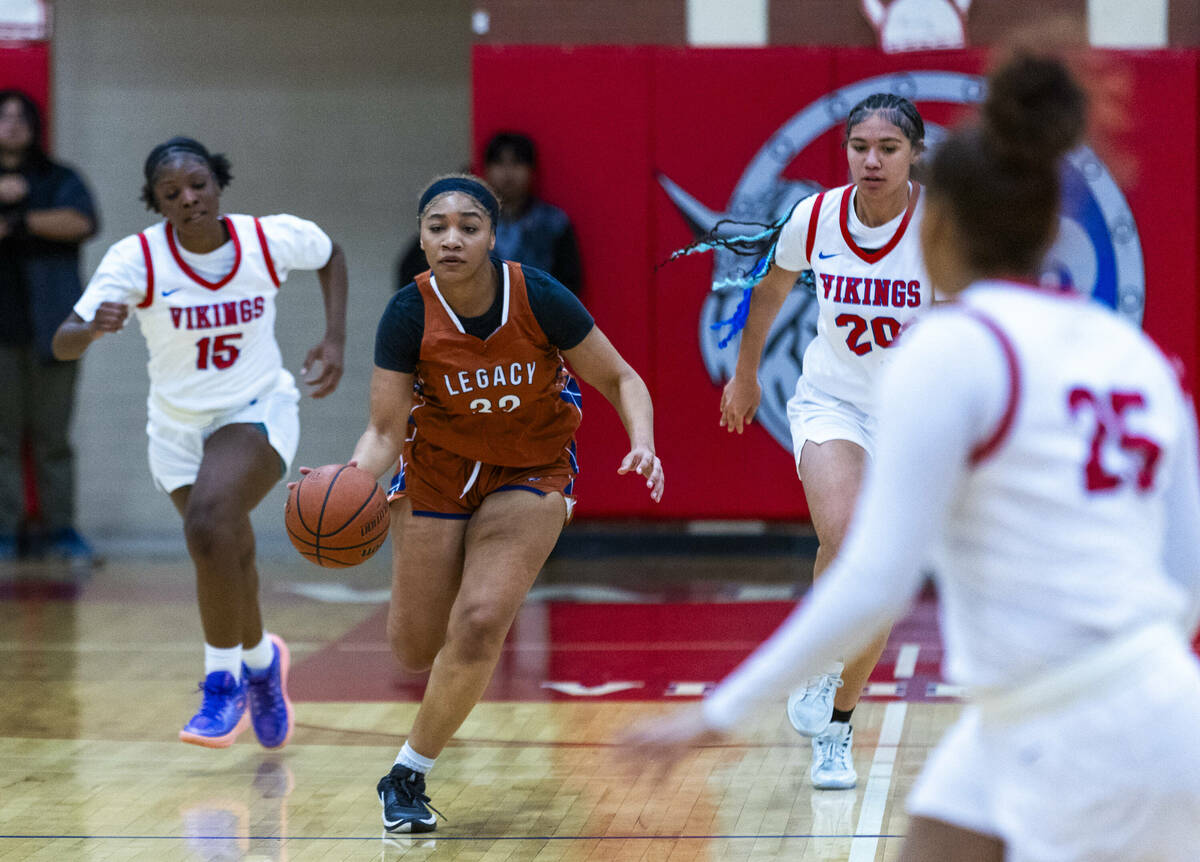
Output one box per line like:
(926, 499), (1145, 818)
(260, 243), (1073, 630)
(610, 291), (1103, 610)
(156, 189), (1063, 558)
(720, 374), (761, 434)
(618, 446), (664, 502)
(90, 301), (129, 336)
(616, 704), (726, 780)
(301, 338), (345, 399)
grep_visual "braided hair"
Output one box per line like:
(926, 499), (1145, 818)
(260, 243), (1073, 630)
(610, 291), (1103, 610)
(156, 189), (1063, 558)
(140, 137), (233, 212)
(665, 92), (923, 347)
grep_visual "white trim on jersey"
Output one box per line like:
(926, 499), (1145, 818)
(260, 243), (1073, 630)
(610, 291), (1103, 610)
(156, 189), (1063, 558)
(500, 262), (511, 327)
(428, 262), (512, 336)
(428, 274), (466, 334)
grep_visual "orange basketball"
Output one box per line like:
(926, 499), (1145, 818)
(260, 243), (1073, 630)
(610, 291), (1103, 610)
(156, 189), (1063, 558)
(285, 464), (390, 568)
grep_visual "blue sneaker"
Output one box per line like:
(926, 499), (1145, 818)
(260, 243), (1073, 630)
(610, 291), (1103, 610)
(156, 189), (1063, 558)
(0, 535), (17, 561)
(43, 527), (100, 566)
(378, 765), (439, 833)
(180, 671), (249, 748)
(244, 634), (293, 749)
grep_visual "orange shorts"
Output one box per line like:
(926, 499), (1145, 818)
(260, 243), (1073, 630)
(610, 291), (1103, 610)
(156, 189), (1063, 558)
(388, 434), (578, 520)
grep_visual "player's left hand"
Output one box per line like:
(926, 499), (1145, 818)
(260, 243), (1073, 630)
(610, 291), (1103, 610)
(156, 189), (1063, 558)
(618, 446), (664, 502)
(301, 339), (344, 398)
(617, 704), (726, 780)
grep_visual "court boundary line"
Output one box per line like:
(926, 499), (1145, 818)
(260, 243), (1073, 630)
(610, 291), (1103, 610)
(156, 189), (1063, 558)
(0, 831), (906, 842)
(849, 701), (908, 862)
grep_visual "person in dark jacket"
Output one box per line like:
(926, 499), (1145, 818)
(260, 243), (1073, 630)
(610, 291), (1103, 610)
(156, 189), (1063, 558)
(396, 133), (582, 294)
(0, 89), (98, 562)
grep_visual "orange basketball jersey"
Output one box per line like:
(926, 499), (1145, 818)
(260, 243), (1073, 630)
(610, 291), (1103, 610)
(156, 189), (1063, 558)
(411, 261), (582, 467)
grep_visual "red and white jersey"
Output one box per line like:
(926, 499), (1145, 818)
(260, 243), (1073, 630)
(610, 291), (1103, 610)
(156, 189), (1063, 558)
(702, 279), (1200, 729)
(932, 282), (1194, 688)
(76, 213), (332, 423)
(774, 182), (931, 413)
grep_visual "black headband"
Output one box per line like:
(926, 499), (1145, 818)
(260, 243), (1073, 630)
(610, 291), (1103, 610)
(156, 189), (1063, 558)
(143, 138), (211, 182)
(418, 177), (500, 225)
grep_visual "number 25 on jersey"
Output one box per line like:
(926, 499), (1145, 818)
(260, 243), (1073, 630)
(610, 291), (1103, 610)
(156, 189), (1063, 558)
(1068, 387), (1162, 493)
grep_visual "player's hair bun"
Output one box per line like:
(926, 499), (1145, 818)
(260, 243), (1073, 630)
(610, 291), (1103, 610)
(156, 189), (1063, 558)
(982, 52), (1086, 167)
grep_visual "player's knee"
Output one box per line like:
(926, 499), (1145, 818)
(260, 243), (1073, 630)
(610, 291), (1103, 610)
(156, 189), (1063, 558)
(448, 604), (510, 661)
(387, 619), (439, 673)
(182, 502), (239, 559)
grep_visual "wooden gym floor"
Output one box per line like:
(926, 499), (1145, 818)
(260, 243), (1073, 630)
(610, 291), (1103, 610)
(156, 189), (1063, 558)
(0, 523), (961, 861)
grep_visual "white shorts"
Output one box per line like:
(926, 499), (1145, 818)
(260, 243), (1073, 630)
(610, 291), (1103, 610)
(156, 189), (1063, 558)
(907, 627), (1200, 861)
(786, 376), (876, 476)
(146, 376), (301, 493)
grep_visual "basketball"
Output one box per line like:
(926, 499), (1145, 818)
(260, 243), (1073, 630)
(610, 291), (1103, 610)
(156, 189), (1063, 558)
(285, 464), (390, 568)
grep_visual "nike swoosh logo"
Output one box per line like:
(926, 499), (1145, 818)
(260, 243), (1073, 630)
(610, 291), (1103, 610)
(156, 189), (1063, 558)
(817, 251), (839, 260)
(161, 287), (183, 296)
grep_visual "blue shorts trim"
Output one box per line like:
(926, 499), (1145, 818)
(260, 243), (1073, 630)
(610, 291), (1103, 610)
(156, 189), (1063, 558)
(411, 510), (471, 520)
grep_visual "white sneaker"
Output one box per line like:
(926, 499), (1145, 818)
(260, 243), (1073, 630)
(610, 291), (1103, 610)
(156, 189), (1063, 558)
(810, 722), (857, 790)
(786, 673), (842, 736)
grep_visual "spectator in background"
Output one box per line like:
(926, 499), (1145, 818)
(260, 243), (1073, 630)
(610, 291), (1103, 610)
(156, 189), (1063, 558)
(0, 89), (99, 563)
(395, 133), (582, 294)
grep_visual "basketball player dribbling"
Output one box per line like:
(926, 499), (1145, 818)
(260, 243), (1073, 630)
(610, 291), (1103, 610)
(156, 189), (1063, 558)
(346, 173), (663, 834)
(624, 50), (1200, 862)
(52, 137), (348, 750)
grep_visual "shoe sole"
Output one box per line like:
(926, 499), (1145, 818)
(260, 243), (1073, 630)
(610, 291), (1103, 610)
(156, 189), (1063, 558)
(253, 634), (294, 750)
(811, 775), (858, 790)
(179, 710), (251, 748)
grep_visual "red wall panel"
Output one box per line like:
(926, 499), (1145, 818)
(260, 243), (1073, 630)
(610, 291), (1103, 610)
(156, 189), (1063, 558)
(474, 46), (659, 516)
(473, 44), (1200, 520)
(0, 40), (50, 134)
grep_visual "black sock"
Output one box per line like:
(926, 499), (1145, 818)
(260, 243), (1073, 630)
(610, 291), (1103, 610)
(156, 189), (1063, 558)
(831, 706), (854, 725)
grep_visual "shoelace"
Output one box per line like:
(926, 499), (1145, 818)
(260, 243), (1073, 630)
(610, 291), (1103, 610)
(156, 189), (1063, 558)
(194, 678), (239, 720)
(815, 733), (851, 765)
(800, 674), (844, 702)
(245, 668), (281, 710)
(386, 774), (447, 822)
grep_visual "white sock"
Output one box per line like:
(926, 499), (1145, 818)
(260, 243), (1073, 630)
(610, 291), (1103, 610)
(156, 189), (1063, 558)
(395, 741), (436, 775)
(243, 631), (274, 671)
(204, 643), (242, 680)
(826, 660), (845, 677)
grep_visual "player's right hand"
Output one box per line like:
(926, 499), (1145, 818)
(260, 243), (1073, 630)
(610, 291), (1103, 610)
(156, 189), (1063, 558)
(720, 374), (761, 434)
(89, 301), (129, 336)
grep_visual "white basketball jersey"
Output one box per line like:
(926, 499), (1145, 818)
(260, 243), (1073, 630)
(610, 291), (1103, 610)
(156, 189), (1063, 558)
(131, 214), (290, 422)
(797, 183), (931, 412)
(935, 282), (1192, 689)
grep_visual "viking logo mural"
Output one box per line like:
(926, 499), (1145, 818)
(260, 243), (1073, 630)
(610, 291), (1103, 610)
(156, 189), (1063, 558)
(659, 71), (1145, 451)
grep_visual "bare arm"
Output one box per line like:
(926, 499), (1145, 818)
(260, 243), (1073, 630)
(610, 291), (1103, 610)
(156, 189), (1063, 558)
(51, 304), (129, 361)
(350, 367), (414, 481)
(562, 327), (663, 501)
(0, 173), (95, 243)
(720, 263), (801, 433)
(24, 208), (95, 243)
(301, 241), (349, 398)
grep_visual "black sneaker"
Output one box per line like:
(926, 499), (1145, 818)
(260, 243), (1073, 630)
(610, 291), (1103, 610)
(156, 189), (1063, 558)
(377, 765), (438, 833)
